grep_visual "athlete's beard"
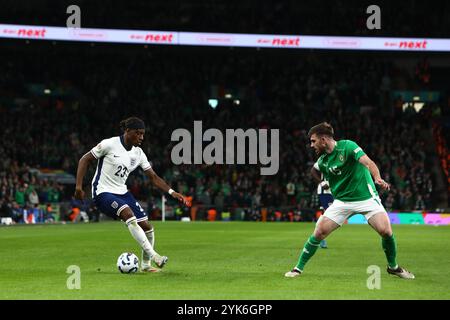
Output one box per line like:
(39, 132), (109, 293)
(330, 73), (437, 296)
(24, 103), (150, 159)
(316, 146), (325, 156)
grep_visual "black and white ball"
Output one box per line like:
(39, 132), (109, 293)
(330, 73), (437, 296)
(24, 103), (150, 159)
(117, 252), (139, 273)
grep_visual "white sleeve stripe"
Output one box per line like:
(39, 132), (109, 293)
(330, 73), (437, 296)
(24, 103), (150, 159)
(353, 147), (362, 153)
(90, 150), (98, 159)
(142, 165), (152, 171)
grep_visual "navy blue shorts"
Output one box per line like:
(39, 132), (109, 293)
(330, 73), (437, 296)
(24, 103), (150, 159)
(94, 192), (148, 222)
(319, 194), (334, 210)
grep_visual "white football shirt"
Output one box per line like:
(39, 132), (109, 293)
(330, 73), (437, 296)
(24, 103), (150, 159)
(90, 136), (151, 197)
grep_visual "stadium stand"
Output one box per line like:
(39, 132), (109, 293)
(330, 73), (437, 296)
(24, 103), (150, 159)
(0, 1), (449, 222)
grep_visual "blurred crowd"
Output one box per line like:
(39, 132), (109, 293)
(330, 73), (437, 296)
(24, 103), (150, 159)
(0, 162), (61, 224)
(0, 41), (442, 225)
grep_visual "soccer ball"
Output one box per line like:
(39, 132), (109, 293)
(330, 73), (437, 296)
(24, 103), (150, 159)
(117, 252), (139, 274)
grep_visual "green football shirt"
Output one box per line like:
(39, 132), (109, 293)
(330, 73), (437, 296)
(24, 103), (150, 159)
(316, 140), (378, 202)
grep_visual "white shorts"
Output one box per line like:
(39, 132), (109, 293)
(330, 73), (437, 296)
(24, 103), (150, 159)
(323, 197), (387, 226)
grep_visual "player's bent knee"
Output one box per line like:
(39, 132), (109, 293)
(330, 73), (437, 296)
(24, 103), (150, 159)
(313, 228), (327, 240)
(379, 228), (393, 238)
(314, 216), (338, 240)
(313, 232), (324, 241)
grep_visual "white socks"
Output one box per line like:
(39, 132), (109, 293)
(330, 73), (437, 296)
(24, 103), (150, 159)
(125, 217), (157, 258)
(142, 229), (155, 267)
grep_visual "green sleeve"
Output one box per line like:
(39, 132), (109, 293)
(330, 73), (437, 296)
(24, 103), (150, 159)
(345, 140), (366, 161)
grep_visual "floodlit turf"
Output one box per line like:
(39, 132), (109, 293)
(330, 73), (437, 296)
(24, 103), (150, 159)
(0, 221), (449, 300)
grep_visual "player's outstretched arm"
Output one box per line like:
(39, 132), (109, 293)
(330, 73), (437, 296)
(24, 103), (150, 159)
(74, 152), (96, 200)
(144, 168), (191, 207)
(358, 155), (390, 190)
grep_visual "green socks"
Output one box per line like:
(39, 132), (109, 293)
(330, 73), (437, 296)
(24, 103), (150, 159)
(294, 234), (398, 272)
(295, 235), (321, 271)
(382, 234), (398, 269)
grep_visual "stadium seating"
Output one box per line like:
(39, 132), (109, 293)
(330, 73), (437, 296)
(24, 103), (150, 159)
(0, 41), (443, 222)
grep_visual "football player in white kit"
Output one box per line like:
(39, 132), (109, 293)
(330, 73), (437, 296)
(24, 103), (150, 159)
(74, 117), (190, 272)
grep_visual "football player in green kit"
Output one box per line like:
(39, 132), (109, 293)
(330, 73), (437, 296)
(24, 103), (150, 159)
(285, 122), (414, 279)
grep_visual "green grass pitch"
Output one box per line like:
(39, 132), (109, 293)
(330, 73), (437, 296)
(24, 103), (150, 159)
(0, 221), (449, 300)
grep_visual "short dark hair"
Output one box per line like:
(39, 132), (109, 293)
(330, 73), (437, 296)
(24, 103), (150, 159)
(308, 122), (334, 138)
(119, 117), (145, 132)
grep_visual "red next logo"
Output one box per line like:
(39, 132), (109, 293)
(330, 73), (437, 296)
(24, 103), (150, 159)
(17, 28), (46, 37)
(272, 37), (300, 46)
(399, 40), (428, 49)
(144, 33), (173, 43)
